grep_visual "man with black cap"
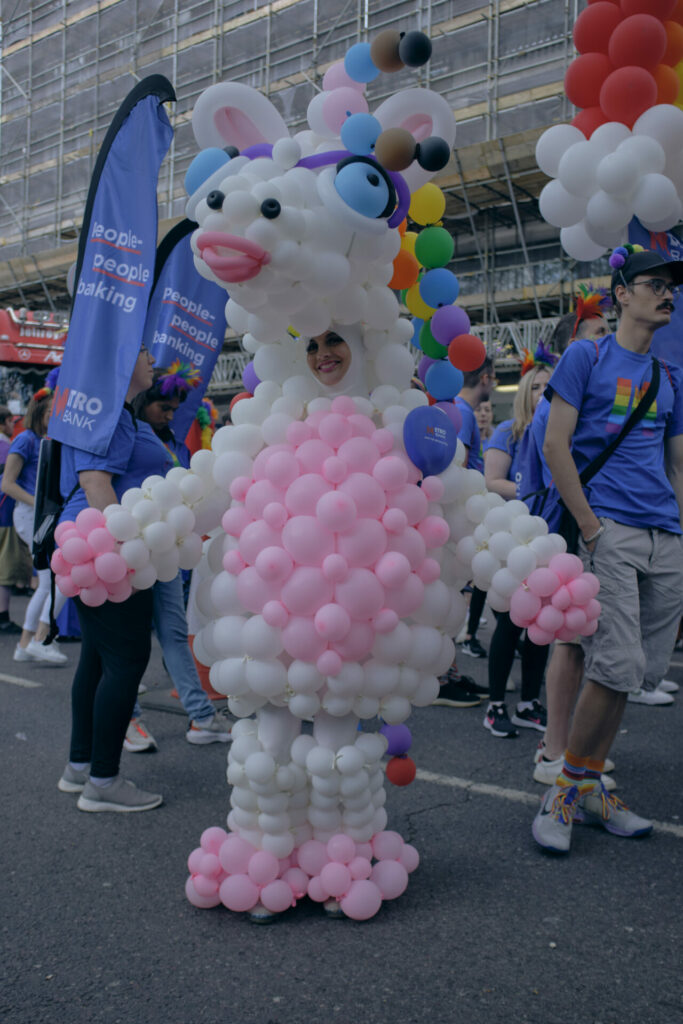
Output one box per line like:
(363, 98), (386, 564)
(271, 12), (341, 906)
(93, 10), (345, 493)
(532, 246), (683, 854)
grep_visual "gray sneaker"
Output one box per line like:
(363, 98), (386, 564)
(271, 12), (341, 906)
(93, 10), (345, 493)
(58, 763), (90, 793)
(77, 776), (163, 813)
(578, 784), (653, 838)
(186, 713), (233, 745)
(532, 784), (583, 854)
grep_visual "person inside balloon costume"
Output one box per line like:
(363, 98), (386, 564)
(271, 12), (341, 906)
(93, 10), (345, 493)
(483, 352), (555, 739)
(122, 364), (232, 753)
(532, 246), (683, 854)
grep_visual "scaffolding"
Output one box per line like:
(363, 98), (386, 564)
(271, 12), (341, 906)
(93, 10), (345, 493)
(1, 0), (595, 333)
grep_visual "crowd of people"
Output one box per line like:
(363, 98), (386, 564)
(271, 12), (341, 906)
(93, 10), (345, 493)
(1, 248), (681, 864)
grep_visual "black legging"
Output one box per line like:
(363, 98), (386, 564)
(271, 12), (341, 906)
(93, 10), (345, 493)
(488, 610), (549, 704)
(69, 589), (153, 777)
(467, 586), (487, 638)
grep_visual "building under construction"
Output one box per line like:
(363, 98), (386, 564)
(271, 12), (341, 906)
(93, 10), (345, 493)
(0, 0), (607, 398)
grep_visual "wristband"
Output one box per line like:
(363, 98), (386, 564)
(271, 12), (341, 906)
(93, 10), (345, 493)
(583, 519), (605, 544)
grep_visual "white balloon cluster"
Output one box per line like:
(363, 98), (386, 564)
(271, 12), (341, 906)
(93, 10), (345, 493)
(536, 105), (683, 261)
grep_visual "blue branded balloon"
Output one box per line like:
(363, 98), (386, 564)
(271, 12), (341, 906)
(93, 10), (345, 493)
(403, 405), (457, 477)
(419, 267), (460, 308)
(344, 42), (380, 83)
(340, 113), (382, 155)
(424, 360), (464, 401)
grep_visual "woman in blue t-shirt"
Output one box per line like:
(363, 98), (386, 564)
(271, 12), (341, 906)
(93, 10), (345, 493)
(122, 366), (231, 753)
(1, 386), (68, 664)
(483, 360), (553, 739)
(57, 344), (173, 814)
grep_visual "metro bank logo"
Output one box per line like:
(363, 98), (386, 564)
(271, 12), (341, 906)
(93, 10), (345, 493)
(425, 423), (448, 443)
(53, 384), (103, 431)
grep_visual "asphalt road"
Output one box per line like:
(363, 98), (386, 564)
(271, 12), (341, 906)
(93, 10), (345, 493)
(2, 600), (682, 1024)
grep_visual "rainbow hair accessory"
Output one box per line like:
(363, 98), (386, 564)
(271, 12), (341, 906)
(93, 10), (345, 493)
(520, 340), (558, 376)
(158, 360), (201, 396)
(572, 283), (611, 340)
(608, 243), (645, 270)
(33, 386), (52, 402)
(196, 397), (218, 449)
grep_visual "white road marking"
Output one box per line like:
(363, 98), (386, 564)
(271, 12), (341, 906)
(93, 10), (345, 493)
(0, 671), (42, 689)
(416, 768), (683, 839)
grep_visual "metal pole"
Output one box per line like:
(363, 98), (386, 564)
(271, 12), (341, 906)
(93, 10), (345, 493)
(498, 138), (543, 321)
(454, 152), (500, 327)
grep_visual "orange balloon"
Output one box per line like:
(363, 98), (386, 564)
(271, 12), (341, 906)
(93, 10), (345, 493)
(397, 218), (407, 236)
(389, 249), (420, 290)
(448, 333), (487, 372)
(385, 755), (417, 787)
(664, 20), (683, 64)
(230, 391), (251, 412)
(654, 62), (680, 102)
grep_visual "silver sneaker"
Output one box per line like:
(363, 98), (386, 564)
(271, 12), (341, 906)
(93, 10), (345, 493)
(578, 784), (653, 838)
(58, 763), (90, 793)
(186, 713), (232, 745)
(532, 784), (583, 854)
(123, 718), (158, 753)
(77, 776), (163, 813)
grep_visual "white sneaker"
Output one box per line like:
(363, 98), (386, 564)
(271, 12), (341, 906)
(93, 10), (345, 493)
(123, 718), (158, 752)
(186, 713), (232, 745)
(455, 627), (468, 644)
(14, 643), (38, 662)
(532, 755), (616, 791)
(658, 678), (679, 694)
(533, 741), (615, 774)
(25, 638), (68, 664)
(627, 687), (674, 706)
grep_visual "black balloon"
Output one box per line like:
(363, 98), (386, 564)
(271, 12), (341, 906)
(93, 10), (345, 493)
(398, 31), (432, 68)
(416, 136), (451, 172)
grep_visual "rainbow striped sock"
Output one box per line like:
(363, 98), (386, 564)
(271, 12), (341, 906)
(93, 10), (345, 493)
(555, 750), (587, 792)
(583, 757), (605, 793)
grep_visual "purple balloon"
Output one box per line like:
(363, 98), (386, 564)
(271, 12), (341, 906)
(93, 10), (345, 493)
(380, 723), (412, 756)
(417, 355), (437, 385)
(242, 361), (261, 394)
(435, 401), (463, 435)
(431, 305), (471, 346)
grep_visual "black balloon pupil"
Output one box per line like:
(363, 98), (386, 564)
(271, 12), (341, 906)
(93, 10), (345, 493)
(261, 198), (281, 218)
(367, 173), (380, 186)
(207, 190), (224, 209)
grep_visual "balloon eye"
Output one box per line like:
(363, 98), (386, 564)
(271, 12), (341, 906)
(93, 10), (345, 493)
(261, 198), (281, 219)
(334, 158), (394, 220)
(367, 172), (380, 186)
(206, 190), (225, 210)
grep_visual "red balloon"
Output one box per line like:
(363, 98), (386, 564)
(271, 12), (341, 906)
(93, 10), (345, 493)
(608, 15), (667, 68)
(571, 106), (608, 138)
(230, 391), (252, 412)
(674, 0), (683, 25)
(573, 3), (623, 55)
(663, 21), (683, 65)
(564, 53), (613, 108)
(620, 0), (676, 17)
(600, 66), (658, 126)
(448, 333), (487, 373)
(385, 755), (417, 787)
(653, 62), (680, 103)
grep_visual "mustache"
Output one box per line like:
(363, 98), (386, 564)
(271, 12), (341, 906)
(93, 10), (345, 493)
(658, 301), (675, 312)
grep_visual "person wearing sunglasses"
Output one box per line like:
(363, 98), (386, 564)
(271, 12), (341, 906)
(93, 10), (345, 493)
(532, 248), (683, 855)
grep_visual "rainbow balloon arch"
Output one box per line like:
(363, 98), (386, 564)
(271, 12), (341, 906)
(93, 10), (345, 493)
(53, 29), (602, 921)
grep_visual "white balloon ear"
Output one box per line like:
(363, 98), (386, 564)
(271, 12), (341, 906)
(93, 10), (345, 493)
(373, 88), (456, 192)
(192, 82), (289, 150)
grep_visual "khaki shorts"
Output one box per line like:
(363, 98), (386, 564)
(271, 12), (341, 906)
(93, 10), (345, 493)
(577, 518), (683, 693)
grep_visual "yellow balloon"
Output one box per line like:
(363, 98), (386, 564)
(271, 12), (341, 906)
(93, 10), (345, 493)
(409, 183), (446, 226)
(405, 282), (435, 319)
(401, 230), (418, 257)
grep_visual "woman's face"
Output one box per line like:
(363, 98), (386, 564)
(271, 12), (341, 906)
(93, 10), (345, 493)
(129, 346), (155, 397)
(578, 315), (609, 341)
(306, 331), (352, 388)
(144, 394), (181, 430)
(475, 400), (492, 430)
(531, 368), (551, 411)
(41, 400), (53, 434)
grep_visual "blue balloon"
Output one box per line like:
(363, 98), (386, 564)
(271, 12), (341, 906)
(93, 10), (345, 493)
(334, 160), (390, 219)
(419, 268), (460, 308)
(425, 360), (464, 401)
(411, 317), (425, 348)
(184, 148), (231, 196)
(344, 42), (380, 83)
(340, 113), (382, 155)
(403, 406), (458, 477)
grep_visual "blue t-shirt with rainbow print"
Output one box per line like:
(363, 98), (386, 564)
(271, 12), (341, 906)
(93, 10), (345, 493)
(545, 333), (683, 534)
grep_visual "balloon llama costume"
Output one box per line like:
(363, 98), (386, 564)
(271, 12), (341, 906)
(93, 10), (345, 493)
(53, 35), (600, 921)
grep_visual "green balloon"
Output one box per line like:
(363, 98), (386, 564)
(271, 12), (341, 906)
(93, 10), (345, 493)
(415, 226), (454, 269)
(419, 320), (448, 358)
